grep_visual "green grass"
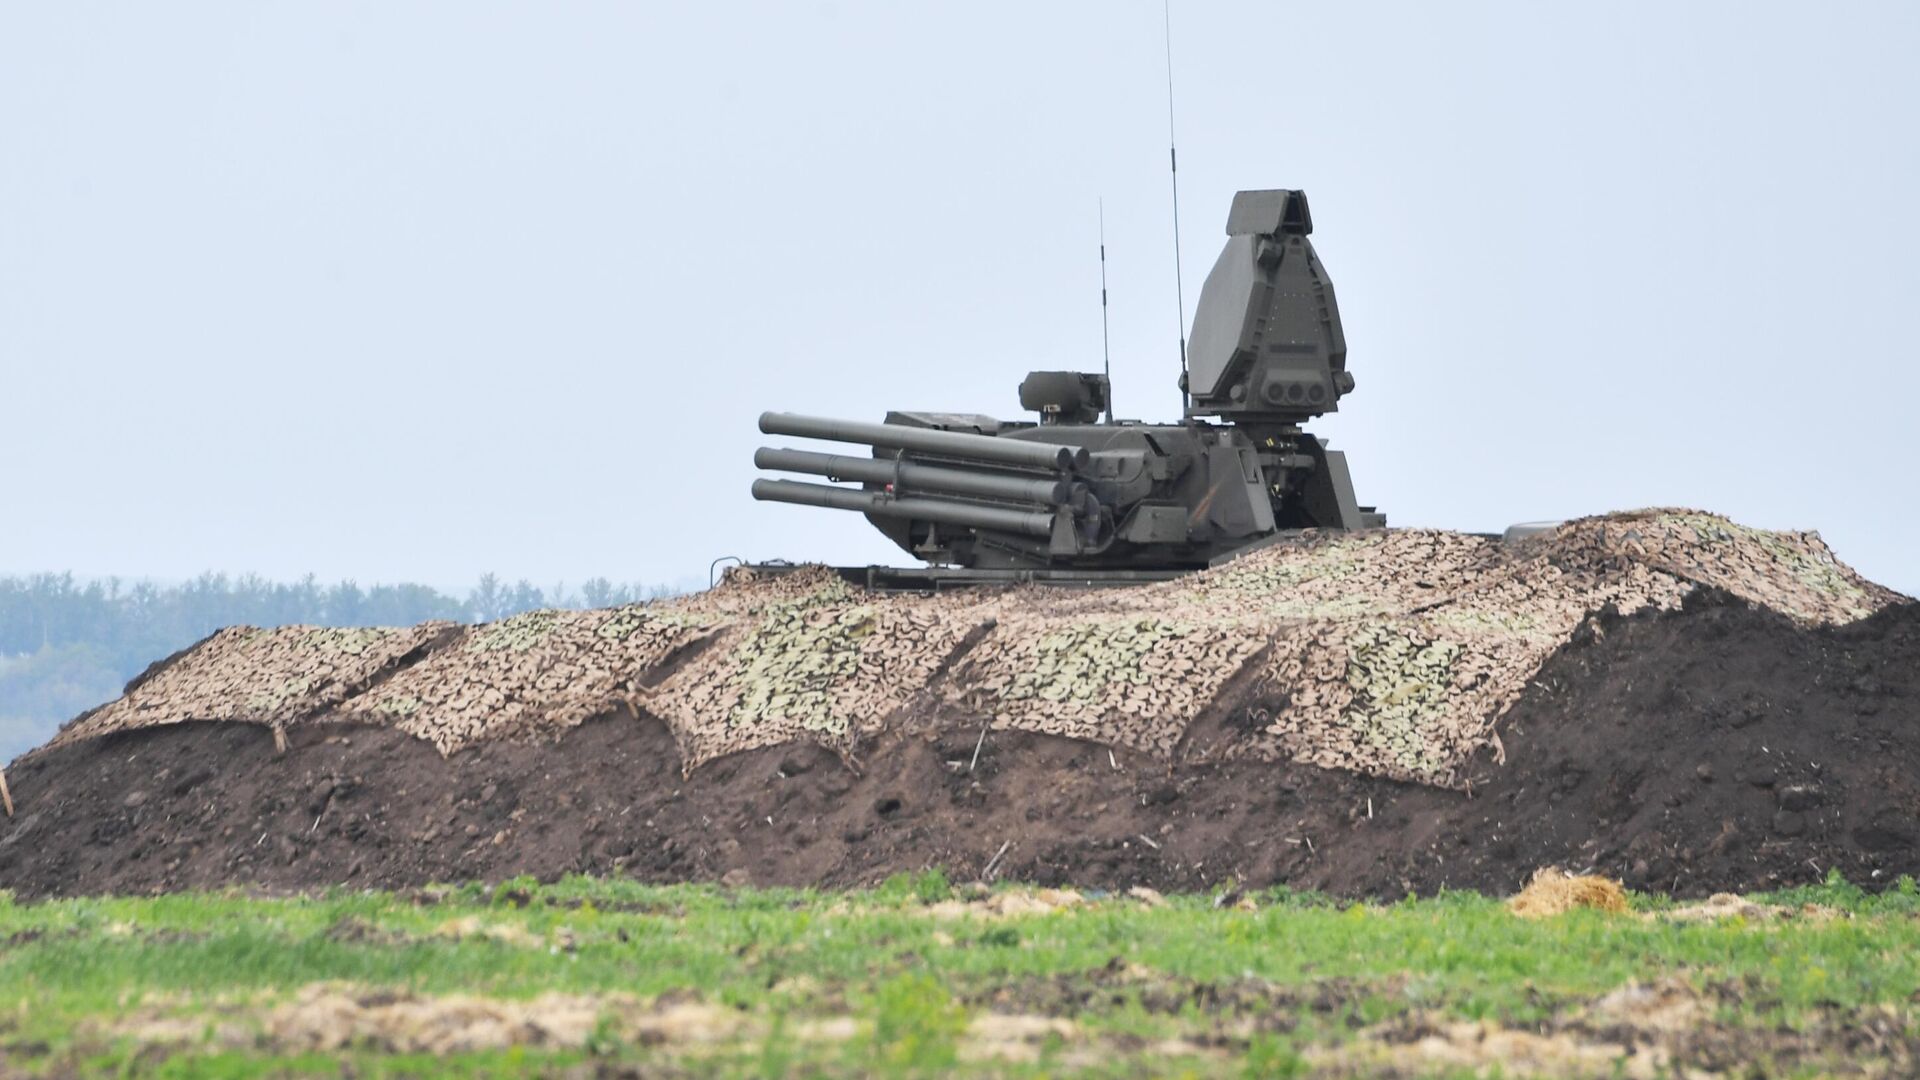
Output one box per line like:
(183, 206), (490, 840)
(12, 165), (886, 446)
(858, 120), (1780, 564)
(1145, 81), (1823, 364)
(1, 871), (1917, 1077)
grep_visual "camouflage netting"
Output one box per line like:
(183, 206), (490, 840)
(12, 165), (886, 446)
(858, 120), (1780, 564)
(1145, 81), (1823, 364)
(42, 510), (1909, 788)
(947, 617), (1266, 756)
(643, 569), (994, 768)
(49, 623), (456, 749)
(334, 606), (722, 755)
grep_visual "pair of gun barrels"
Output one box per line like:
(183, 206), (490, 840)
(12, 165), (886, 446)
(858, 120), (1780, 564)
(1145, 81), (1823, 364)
(751, 412), (1089, 540)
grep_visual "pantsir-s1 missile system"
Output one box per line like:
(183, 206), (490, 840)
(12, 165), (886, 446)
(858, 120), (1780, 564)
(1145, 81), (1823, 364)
(753, 189), (1384, 586)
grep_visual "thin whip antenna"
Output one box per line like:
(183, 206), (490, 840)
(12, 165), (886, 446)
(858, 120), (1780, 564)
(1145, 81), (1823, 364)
(1163, 0), (1189, 413)
(1099, 198), (1113, 423)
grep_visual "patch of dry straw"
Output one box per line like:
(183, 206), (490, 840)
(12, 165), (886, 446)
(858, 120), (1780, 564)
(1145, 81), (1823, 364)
(1507, 867), (1630, 918)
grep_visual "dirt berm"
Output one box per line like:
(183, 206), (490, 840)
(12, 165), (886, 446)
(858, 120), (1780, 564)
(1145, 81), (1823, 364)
(1, 510), (1914, 899)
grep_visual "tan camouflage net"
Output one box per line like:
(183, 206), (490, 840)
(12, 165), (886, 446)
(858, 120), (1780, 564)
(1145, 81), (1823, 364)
(333, 606), (721, 755)
(46, 510), (1909, 787)
(49, 623), (455, 749)
(1164, 529), (1508, 621)
(1546, 510), (1903, 625)
(947, 617), (1265, 755)
(644, 569), (996, 768)
(1240, 559), (1696, 781)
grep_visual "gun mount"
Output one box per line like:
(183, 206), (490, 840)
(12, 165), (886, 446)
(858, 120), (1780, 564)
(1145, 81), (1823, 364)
(751, 188), (1383, 583)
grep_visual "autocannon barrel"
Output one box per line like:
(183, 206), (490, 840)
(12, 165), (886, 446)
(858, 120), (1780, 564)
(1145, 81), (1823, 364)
(758, 412), (1088, 472)
(751, 478), (1060, 539)
(754, 447), (1075, 507)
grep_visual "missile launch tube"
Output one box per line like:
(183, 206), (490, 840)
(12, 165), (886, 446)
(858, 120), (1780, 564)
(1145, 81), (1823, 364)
(758, 412), (1089, 472)
(751, 478), (1059, 538)
(754, 447), (1074, 506)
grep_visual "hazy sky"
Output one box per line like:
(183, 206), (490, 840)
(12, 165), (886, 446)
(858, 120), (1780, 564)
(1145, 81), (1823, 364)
(5, 1), (1917, 596)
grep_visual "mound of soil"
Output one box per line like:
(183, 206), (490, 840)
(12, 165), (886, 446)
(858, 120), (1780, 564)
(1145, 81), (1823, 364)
(3, 591), (1916, 900)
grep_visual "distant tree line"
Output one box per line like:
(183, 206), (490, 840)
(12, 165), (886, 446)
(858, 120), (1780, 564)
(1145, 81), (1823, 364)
(0, 572), (668, 761)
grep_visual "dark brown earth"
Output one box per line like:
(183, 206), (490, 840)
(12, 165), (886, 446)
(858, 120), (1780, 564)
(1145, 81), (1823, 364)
(2, 589), (1916, 900)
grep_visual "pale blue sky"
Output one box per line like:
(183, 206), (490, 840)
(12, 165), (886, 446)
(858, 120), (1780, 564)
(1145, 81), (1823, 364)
(4, 1), (1916, 595)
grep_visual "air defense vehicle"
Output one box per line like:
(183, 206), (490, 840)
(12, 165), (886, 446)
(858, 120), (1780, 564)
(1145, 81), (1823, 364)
(751, 188), (1383, 586)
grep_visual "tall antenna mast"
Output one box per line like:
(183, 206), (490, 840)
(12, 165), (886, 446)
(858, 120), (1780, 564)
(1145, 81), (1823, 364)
(1163, 0), (1189, 412)
(1099, 198), (1114, 423)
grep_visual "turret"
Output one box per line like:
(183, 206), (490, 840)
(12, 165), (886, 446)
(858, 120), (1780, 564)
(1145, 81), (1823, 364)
(748, 187), (1382, 574)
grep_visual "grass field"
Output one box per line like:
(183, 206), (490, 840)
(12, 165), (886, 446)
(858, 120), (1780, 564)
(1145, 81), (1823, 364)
(2, 873), (1918, 1077)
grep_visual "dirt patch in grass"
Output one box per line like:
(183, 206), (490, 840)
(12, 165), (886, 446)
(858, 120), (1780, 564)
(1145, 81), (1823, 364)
(1652, 893), (1847, 924)
(1334, 978), (1920, 1078)
(105, 982), (1166, 1070)
(965, 959), (1389, 1037)
(2, 591), (1917, 900)
(114, 984), (741, 1056)
(95, 976), (1920, 1077)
